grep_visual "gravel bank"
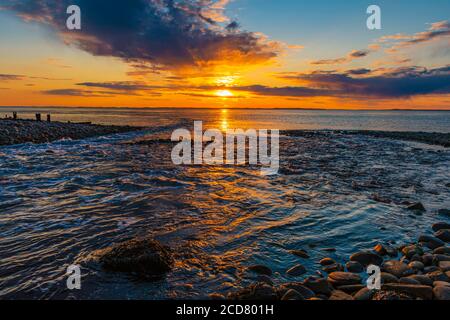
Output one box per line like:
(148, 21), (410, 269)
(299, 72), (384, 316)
(0, 119), (143, 146)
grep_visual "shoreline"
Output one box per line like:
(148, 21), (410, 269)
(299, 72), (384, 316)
(0, 119), (143, 146)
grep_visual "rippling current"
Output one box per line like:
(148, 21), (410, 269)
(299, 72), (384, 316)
(1, 110), (450, 299)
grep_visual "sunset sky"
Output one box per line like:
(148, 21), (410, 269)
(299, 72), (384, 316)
(0, 0), (449, 109)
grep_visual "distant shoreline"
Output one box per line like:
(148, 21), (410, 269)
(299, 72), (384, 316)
(1, 106), (450, 112)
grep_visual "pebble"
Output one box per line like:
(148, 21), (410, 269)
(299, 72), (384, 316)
(247, 265), (273, 276)
(402, 245), (423, 259)
(286, 264), (307, 277)
(322, 263), (344, 273)
(432, 222), (450, 232)
(279, 283), (315, 299)
(433, 247), (450, 255)
(435, 229), (450, 242)
(382, 284), (433, 300)
(399, 277), (421, 285)
(346, 261), (364, 273)
(281, 289), (304, 301)
(336, 284), (365, 294)
(433, 286), (450, 300)
(433, 281), (450, 287)
(408, 261), (424, 271)
(320, 257), (336, 266)
(418, 235), (445, 250)
(353, 287), (375, 300)
(289, 249), (310, 259)
(381, 272), (399, 284)
(439, 261), (450, 272)
(382, 261), (409, 278)
(426, 270), (450, 282)
(303, 277), (332, 296)
(329, 290), (354, 300)
(328, 272), (362, 286)
(350, 251), (383, 266)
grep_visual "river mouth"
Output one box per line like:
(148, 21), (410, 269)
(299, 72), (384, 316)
(0, 128), (449, 299)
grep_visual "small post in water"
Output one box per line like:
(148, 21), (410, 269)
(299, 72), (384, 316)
(35, 113), (41, 121)
(47, 114), (51, 122)
(13, 112), (17, 120)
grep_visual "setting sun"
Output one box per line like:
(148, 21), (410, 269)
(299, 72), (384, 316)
(216, 90), (234, 98)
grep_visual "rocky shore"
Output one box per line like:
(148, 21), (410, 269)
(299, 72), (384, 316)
(285, 130), (450, 148)
(89, 216), (450, 300)
(223, 219), (450, 301)
(0, 119), (142, 146)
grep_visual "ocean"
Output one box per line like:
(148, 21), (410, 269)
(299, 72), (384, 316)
(0, 107), (449, 299)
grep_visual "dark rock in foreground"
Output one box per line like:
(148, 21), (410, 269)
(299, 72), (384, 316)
(93, 237), (173, 278)
(0, 119), (142, 146)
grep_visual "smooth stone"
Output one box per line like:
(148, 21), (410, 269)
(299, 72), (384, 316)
(439, 261), (450, 272)
(407, 202), (426, 212)
(353, 287), (375, 300)
(329, 290), (354, 300)
(247, 265), (273, 276)
(408, 261), (424, 271)
(433, 254), (450, 262)
(424, 266), (440, 273)
(432, 222), (450, 232)
(350, 251), (383, 266)
(438, 209), (450, 217)
(408, 275), (433, 286)
(419, 235), (445, 250)
(402, 245), (424, 259)
(303, 277), (332, 296)
(435, 229), (450, 242)
(374, 244), (388, 256)
(320, 258), (336, 266)
(422, 253), (434, 266)
(278, 283), (315, 299)
(209, 293), (226, 300)
(281, 289), (304, 301)
(94, 237), (173, 277)
(336, 284), (365, 294)
(328, 272), (362, 286)
(322, 263), (344, 273)
(410, 254), (423, 262)
(399, 277), (421, 285)
(228, 282), (278, 300)
(427, 270), (450, 282)
(382, 261), (409, 278)
(286, 264), (307, 277)
(256, 275), (274, 285)
(433, 281), (450, 287)
(289, 249), (310, 259)
(433, 247), (450, 255)
(381, 272), (399, 284)
(382, 284), (433, 300)
(433, 286), (450, 300)
(346, 261), (364, 273)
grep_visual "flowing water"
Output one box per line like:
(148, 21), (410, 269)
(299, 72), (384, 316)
(0, 108), (450, 299)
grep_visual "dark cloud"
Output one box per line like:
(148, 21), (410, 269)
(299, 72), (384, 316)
(237, 65), (450, 98)
(42, 89), (116, 97)
(1, 0), (279, 70)
(311, 49), (372, 65)
(0, 74), (25, 81)
(77, 81), (159, 91)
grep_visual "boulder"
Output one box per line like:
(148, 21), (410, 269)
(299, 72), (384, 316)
(289, 249), (310, 259)
(94, 238), (173, 277)
(407, 202), (426, 212)
(382, 284), (433, 300)
(350, 251), (383, 266)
